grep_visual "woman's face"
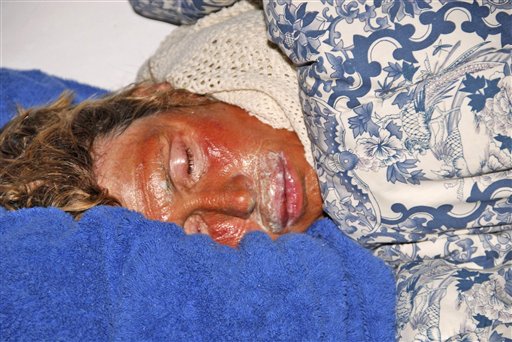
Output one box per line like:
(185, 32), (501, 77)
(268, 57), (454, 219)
(93, 102), (323, 247)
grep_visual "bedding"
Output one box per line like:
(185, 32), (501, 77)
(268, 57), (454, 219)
(261, 2), (512, 340)
(0, 68), (395, 341)
(126, 0), (512, 340)
(130, 0), (238, 25)
(0, 68), (108, 128)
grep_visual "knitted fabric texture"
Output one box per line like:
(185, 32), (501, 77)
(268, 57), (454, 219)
(136, 1), (313, 165)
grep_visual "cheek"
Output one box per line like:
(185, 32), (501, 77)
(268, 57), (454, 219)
(203, 138), (260, 178)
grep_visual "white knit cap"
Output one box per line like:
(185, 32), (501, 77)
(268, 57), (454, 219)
(136, 1), (313, 165)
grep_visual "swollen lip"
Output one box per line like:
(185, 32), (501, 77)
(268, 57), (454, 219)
(259, 153), (303, 234)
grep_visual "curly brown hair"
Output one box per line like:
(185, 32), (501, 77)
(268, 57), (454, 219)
(0, 84), (217, 217)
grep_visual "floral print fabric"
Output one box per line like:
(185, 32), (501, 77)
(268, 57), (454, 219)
(129, 0), (238, 25)
(262, 0), (511, 340)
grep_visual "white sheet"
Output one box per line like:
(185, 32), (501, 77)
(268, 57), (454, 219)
(1, 1), (174, 90)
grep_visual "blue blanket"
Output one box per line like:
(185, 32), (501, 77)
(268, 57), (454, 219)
(0, 68), (108, 128)
(0, 68), (395, 341)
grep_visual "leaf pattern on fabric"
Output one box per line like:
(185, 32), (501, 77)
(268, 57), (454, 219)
(263, 1), (512, 340)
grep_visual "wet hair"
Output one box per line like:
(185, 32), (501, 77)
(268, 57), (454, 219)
(0, 84), (217, 217)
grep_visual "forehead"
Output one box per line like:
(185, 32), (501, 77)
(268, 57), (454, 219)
(139, 102), (256, 128)
(131, 102), (275, 141)
(92, 102), (260, 165)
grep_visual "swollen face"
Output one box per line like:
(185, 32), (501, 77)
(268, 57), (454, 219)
(93, 102), (323, 247)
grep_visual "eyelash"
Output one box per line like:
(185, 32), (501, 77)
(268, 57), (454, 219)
(185, 147), (194, 175)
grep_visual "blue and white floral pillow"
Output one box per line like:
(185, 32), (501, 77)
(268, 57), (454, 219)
(263, 1), (511, 340)
(129, 0), (238, 24)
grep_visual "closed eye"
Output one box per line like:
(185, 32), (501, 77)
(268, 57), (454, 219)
(185, 147), (194, 175)
(169, 136), (204, 187)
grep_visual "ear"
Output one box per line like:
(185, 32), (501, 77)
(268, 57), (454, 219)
(132, 82), (173, 97)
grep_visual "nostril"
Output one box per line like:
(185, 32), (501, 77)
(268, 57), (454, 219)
(183, 214), (209, 235)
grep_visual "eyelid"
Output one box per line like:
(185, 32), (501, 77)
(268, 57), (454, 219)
(168, 135), (206, 189)
(186, 137), (207, 183)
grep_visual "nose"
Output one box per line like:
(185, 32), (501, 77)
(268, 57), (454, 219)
(188, 174), (256, 218)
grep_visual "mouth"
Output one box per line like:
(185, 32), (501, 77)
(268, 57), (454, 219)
(258, 152), (304, 234)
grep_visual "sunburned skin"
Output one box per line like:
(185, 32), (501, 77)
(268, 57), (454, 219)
(92, 101), (323, 247)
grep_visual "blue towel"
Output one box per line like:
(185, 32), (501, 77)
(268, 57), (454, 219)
(0, 68), (107, 128)
(0, 68), (395, 341)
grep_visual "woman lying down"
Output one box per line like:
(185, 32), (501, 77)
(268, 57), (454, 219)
(1, 83), (322, 246)
(2, 0), (512, 340)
